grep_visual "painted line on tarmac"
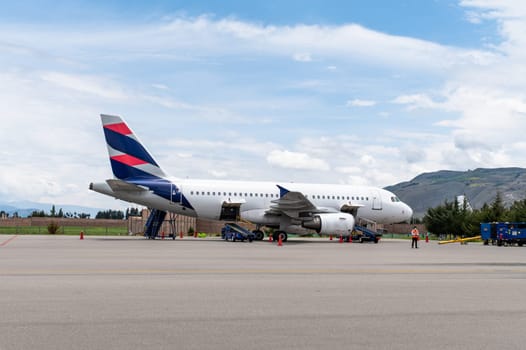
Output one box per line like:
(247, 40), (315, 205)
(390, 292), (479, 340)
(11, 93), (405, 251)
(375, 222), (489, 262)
(0, 235), (18, 247)
(1, 267), (526, 276)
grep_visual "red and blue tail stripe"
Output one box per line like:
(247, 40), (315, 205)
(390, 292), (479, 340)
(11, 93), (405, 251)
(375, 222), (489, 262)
(101, 114), (166, 180)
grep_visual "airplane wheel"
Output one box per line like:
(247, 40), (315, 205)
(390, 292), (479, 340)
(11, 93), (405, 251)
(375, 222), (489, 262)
(277, 231), (288, 242)
(253, 230), (264, 241)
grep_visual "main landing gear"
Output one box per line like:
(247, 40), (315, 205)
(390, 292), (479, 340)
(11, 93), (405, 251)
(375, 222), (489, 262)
(252, 230), (265, 241)
(272, 231), (288, 242)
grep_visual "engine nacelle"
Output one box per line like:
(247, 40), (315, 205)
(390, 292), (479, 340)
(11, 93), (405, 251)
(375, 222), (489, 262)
(302, 213), (355, 236)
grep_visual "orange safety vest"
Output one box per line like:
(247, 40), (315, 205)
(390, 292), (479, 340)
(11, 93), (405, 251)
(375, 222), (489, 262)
(411, 228), (419, 238)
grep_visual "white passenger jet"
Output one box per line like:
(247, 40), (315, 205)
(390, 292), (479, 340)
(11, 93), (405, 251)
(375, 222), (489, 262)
(90, 114), (412, 241)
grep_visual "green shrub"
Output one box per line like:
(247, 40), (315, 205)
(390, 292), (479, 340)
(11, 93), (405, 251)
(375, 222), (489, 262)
(47, 222), (60, 234)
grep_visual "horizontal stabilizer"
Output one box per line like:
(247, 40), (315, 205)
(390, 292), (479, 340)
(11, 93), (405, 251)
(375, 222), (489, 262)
(106, 179), (148, 192)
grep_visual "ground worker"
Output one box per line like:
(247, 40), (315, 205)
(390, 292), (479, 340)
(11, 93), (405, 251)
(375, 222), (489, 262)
(411, 226), (420, 248)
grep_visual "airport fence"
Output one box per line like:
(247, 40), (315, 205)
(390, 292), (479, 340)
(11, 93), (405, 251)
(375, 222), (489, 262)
(0, 215), (197, 236)
(0, 217), (130, 235)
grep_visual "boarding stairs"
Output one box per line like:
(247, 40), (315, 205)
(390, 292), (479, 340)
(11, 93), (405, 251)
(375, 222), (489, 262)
(144, 209), (167, 239)
(353, 224), (381, 243)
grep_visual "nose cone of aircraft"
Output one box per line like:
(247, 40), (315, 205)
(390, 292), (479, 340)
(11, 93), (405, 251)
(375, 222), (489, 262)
(403, 202), (413, 221)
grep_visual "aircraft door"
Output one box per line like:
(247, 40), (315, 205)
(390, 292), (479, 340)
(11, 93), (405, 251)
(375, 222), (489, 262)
(372, 189), (382, 210)
(220, 202), (241, 221)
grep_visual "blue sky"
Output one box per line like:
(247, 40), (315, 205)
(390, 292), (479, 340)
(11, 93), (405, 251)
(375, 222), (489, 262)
(1, 0), (525, 210)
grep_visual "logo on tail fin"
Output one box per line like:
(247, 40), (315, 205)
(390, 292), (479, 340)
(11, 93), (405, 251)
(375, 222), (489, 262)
(101, 114), (166, 180)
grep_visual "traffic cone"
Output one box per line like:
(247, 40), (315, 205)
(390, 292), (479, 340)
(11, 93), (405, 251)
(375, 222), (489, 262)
(179, 231), (183, 239)
(339, 235), (343, 243)
(80, 231), (84, 240)
(348, 235), (352, 243)
(269, 234), (273, 242)
(425, 234), (429, 243)
(161, 231), (165, 240)
(329, 235), (333, 241)
(278, 234), (282, 246)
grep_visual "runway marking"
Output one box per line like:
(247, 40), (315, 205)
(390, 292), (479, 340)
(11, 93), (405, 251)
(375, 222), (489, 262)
(1, 266), (526, 276)
(0, 235), (18, 247)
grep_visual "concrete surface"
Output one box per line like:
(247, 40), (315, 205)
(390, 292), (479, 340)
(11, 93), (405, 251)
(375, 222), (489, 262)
(1, 235), (525, 350)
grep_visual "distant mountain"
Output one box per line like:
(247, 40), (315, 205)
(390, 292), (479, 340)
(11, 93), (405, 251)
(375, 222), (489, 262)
(386, 167), (526, 218)
(0, 200), (105, 218)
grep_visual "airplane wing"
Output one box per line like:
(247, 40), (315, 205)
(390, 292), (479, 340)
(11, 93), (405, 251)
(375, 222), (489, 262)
(267, 185), (337, 218)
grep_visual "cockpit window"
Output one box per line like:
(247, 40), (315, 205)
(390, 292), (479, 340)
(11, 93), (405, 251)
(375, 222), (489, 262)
(391, 196), (401, 202)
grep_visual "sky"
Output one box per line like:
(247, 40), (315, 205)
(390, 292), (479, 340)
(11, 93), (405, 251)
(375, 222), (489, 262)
(1, 0), (526, 211)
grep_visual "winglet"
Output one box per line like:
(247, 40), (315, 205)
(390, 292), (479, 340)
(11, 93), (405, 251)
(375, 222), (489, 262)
(276, 185), (289, 198)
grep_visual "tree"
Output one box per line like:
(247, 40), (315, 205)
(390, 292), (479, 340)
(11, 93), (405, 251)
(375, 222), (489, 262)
(96, 209), (125, 220)
(490, 192), (506, 222)
(506, 199), (526, 222)
(125, 207), (141, 219)
(30, 210), (46, 217)
(424, 198), (477, 238)
(423, 192), (523, 238)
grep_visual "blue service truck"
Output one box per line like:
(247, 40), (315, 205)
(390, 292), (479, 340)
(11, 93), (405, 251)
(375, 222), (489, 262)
(481, 222), (526, 246)
(221, 223), (255, 242)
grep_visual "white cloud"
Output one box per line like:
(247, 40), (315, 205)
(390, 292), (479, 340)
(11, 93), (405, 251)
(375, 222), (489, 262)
(346, 99), (377, 107)
(1, 15), (497, 72)
(392, 93), (438, 110)
(40, 72), (129, 100)
(266, 150), (330, 171)
(152, 83), (169, 90)
(292, 53), (312, 62)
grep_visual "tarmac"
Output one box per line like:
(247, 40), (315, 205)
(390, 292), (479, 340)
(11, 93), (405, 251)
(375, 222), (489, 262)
(1, 235), (526, 350)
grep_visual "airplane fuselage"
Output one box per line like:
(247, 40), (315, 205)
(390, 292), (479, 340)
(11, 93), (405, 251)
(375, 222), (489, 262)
(91, 177), (412, 229)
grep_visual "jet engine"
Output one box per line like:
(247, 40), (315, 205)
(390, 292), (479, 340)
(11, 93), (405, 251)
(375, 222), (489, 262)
(302, 213), (355, 236)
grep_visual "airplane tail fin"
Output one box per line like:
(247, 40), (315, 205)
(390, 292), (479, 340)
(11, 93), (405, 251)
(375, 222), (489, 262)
(101, 114), (166, 180)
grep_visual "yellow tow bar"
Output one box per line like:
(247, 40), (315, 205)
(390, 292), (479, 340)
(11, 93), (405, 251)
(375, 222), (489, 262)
(438, 235), (481, 245)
